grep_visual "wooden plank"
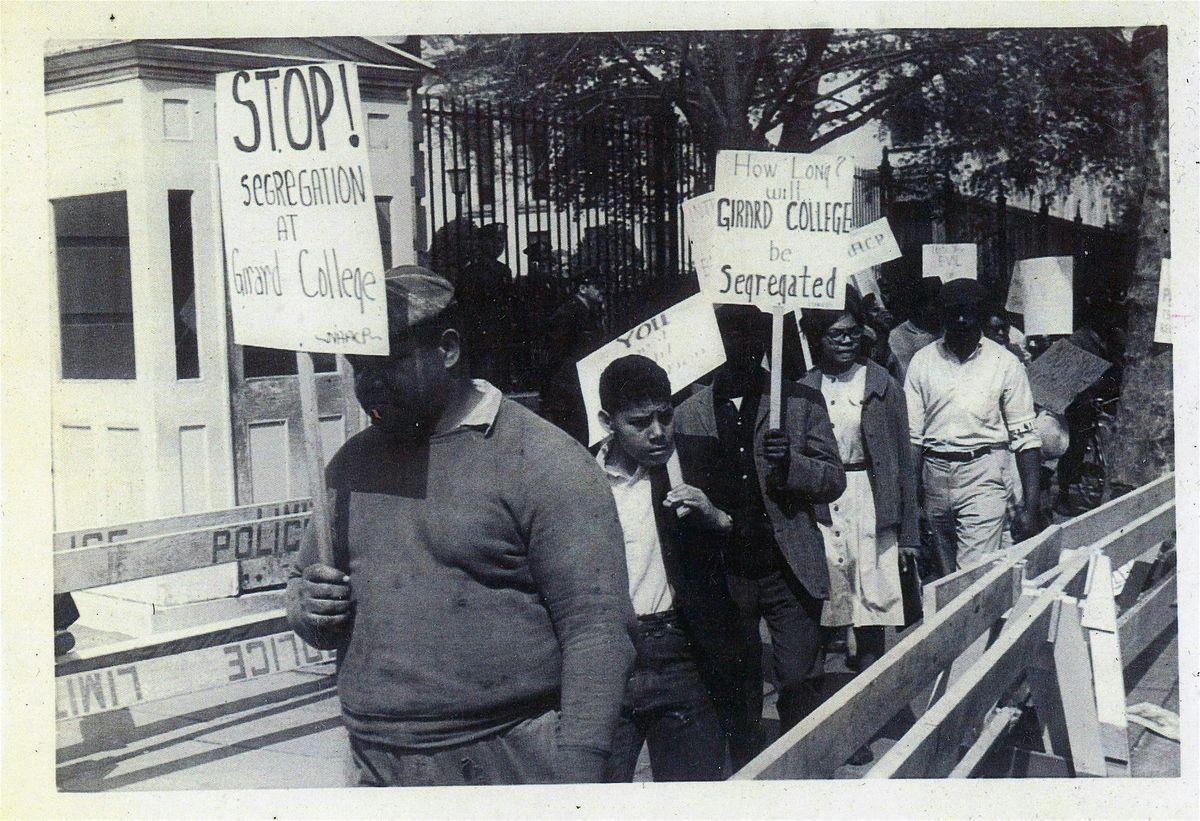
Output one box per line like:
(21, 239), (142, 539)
(925, 564), (1022, 713)
(922, 555), (1003, 619)
(948, 706), (1020, 778)
(296, 352), (335, 566)
(1010, 524), (1066, 585)
(53, 498), (311, 551)
(1025, 502), (1175, 596)
(1117, 572), (1177, 666)
(55, 628), (334, 723)
(1045, 597), (1107, 776)
(1114, 541), (1164, 611)
(735, 557), (1019, 780)
(1099, 501), (1175, 572)
(53, 509), (310, 593)
(1007, 748), (1073, 777)
(868, 553), (1093, 779)
(57, 610), (291, 676)
(1056, 473), (1174, 553)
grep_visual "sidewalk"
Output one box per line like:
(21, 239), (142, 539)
(57, 631), (1179, 789)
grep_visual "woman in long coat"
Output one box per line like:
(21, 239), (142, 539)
(799, 292), (921, 762)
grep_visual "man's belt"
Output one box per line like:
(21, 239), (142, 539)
(842, 461), (869, 472)
(923, 445), (997, 462)
(637, 608), (682, 628)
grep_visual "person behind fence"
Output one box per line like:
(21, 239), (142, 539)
(674, 305), (845, 768)
(798, 292), (920, 766)
(456, 222), (514, 388)
(286, 267), (636, 787)
(594, 354), (743, 782)
(889, 276), (943, 379)
(904, 278), (1043, 576)
(539, 272), (607, 443)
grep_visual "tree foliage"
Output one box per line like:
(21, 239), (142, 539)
(425, 28), (1152, 224)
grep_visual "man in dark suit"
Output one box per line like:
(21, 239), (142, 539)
(674, 305), (845, 767)
(595, 355), (743, 781)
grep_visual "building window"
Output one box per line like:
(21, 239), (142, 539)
(53, 191), (135, 379)
(242, 347), (336, 378)
(375, 196), (393, 269)
(169, 190), (200, 379)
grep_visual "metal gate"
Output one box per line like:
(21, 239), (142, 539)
(418, 97), (706, 391)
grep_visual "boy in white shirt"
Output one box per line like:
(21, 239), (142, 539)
(596, 355), (742, 781)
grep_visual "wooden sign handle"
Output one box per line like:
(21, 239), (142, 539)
(797, 308), (813, 372)
(296, 351), (335, 567)
(769, 307), (784, 429)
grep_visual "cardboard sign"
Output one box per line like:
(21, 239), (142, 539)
(844, 217), (902, 274)
(1015, 256), (1074, 336)
(1155, 258), (1171, 344)
(1025, 339), (1111, 414)
(577, 294), (726, 446)
(923, 244), (977, 282)
(690, 150), (855, 311)
(216, 62), (388, 354)
(1005, 260), (1027, 314)
(682, 191), (722, 288)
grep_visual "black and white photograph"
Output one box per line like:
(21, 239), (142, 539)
(2, 2), (1197, 817)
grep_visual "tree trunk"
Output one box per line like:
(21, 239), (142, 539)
(1108, 30), (1172, 495)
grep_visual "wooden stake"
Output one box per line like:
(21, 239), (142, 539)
(769, 307), (784, 429)
(797, 310), (813, 371)
(297, 351), (335, 566)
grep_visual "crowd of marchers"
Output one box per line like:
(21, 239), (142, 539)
(286, 263), (1122, 786)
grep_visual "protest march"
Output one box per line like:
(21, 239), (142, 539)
(23, 21), (1186, 808)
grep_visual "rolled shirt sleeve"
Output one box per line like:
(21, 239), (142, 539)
(1000, 355), (1042, 452)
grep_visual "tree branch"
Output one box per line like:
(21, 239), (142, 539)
(811, 57), (945, 128)
(607, 34), (665, 89)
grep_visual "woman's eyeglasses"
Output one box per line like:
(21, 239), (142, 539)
(824, 327), (863, 342)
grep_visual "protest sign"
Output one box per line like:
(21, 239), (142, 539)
(576, 293), (726, 447)
(216, 62), (388, 355)
(844, 217), (902, 274)
(1025, 339), (1111, 415)
(694, 150), (854, 311)
(1005, 259), (1027, 314)
(1017, 256), (1074, 336)
(922, 244), (977, 282)
(682, 191), (722, 288)
(1154, 258), (1171, 344)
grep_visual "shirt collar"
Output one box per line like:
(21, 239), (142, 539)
(454, 379), (504, 433)
(596, 437), (647, 484)
(937, 336), (984, 364)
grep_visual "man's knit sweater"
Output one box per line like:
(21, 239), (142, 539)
(292, 393), (637, 755)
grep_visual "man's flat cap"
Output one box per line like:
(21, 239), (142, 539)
(939, 277), (987, 308)
(383, 266), (456, 334)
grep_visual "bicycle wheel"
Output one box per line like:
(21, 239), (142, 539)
(1076, 432), (1106, 510)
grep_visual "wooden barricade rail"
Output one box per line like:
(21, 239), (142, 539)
(54, 499), (312, 593)
(736, 472), (1176, 781)
(55, 498), (322, 738)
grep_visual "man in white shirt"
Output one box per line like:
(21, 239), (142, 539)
(595, 355), (742, 781)
(904, 279), (1043, 574)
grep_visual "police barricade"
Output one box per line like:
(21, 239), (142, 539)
(54, 498), (325, 737)
(735, 473), (1176, 780)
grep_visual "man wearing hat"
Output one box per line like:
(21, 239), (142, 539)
(904, 278), (1043, 574)
(889, 276), (943, 380)
(286, 267), (637, 786)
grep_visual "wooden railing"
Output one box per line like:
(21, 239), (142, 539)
(56, 474), (1177, 780)
(734, 473), (1176, 780)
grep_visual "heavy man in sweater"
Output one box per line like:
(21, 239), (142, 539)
(287, 267), (637, 786)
